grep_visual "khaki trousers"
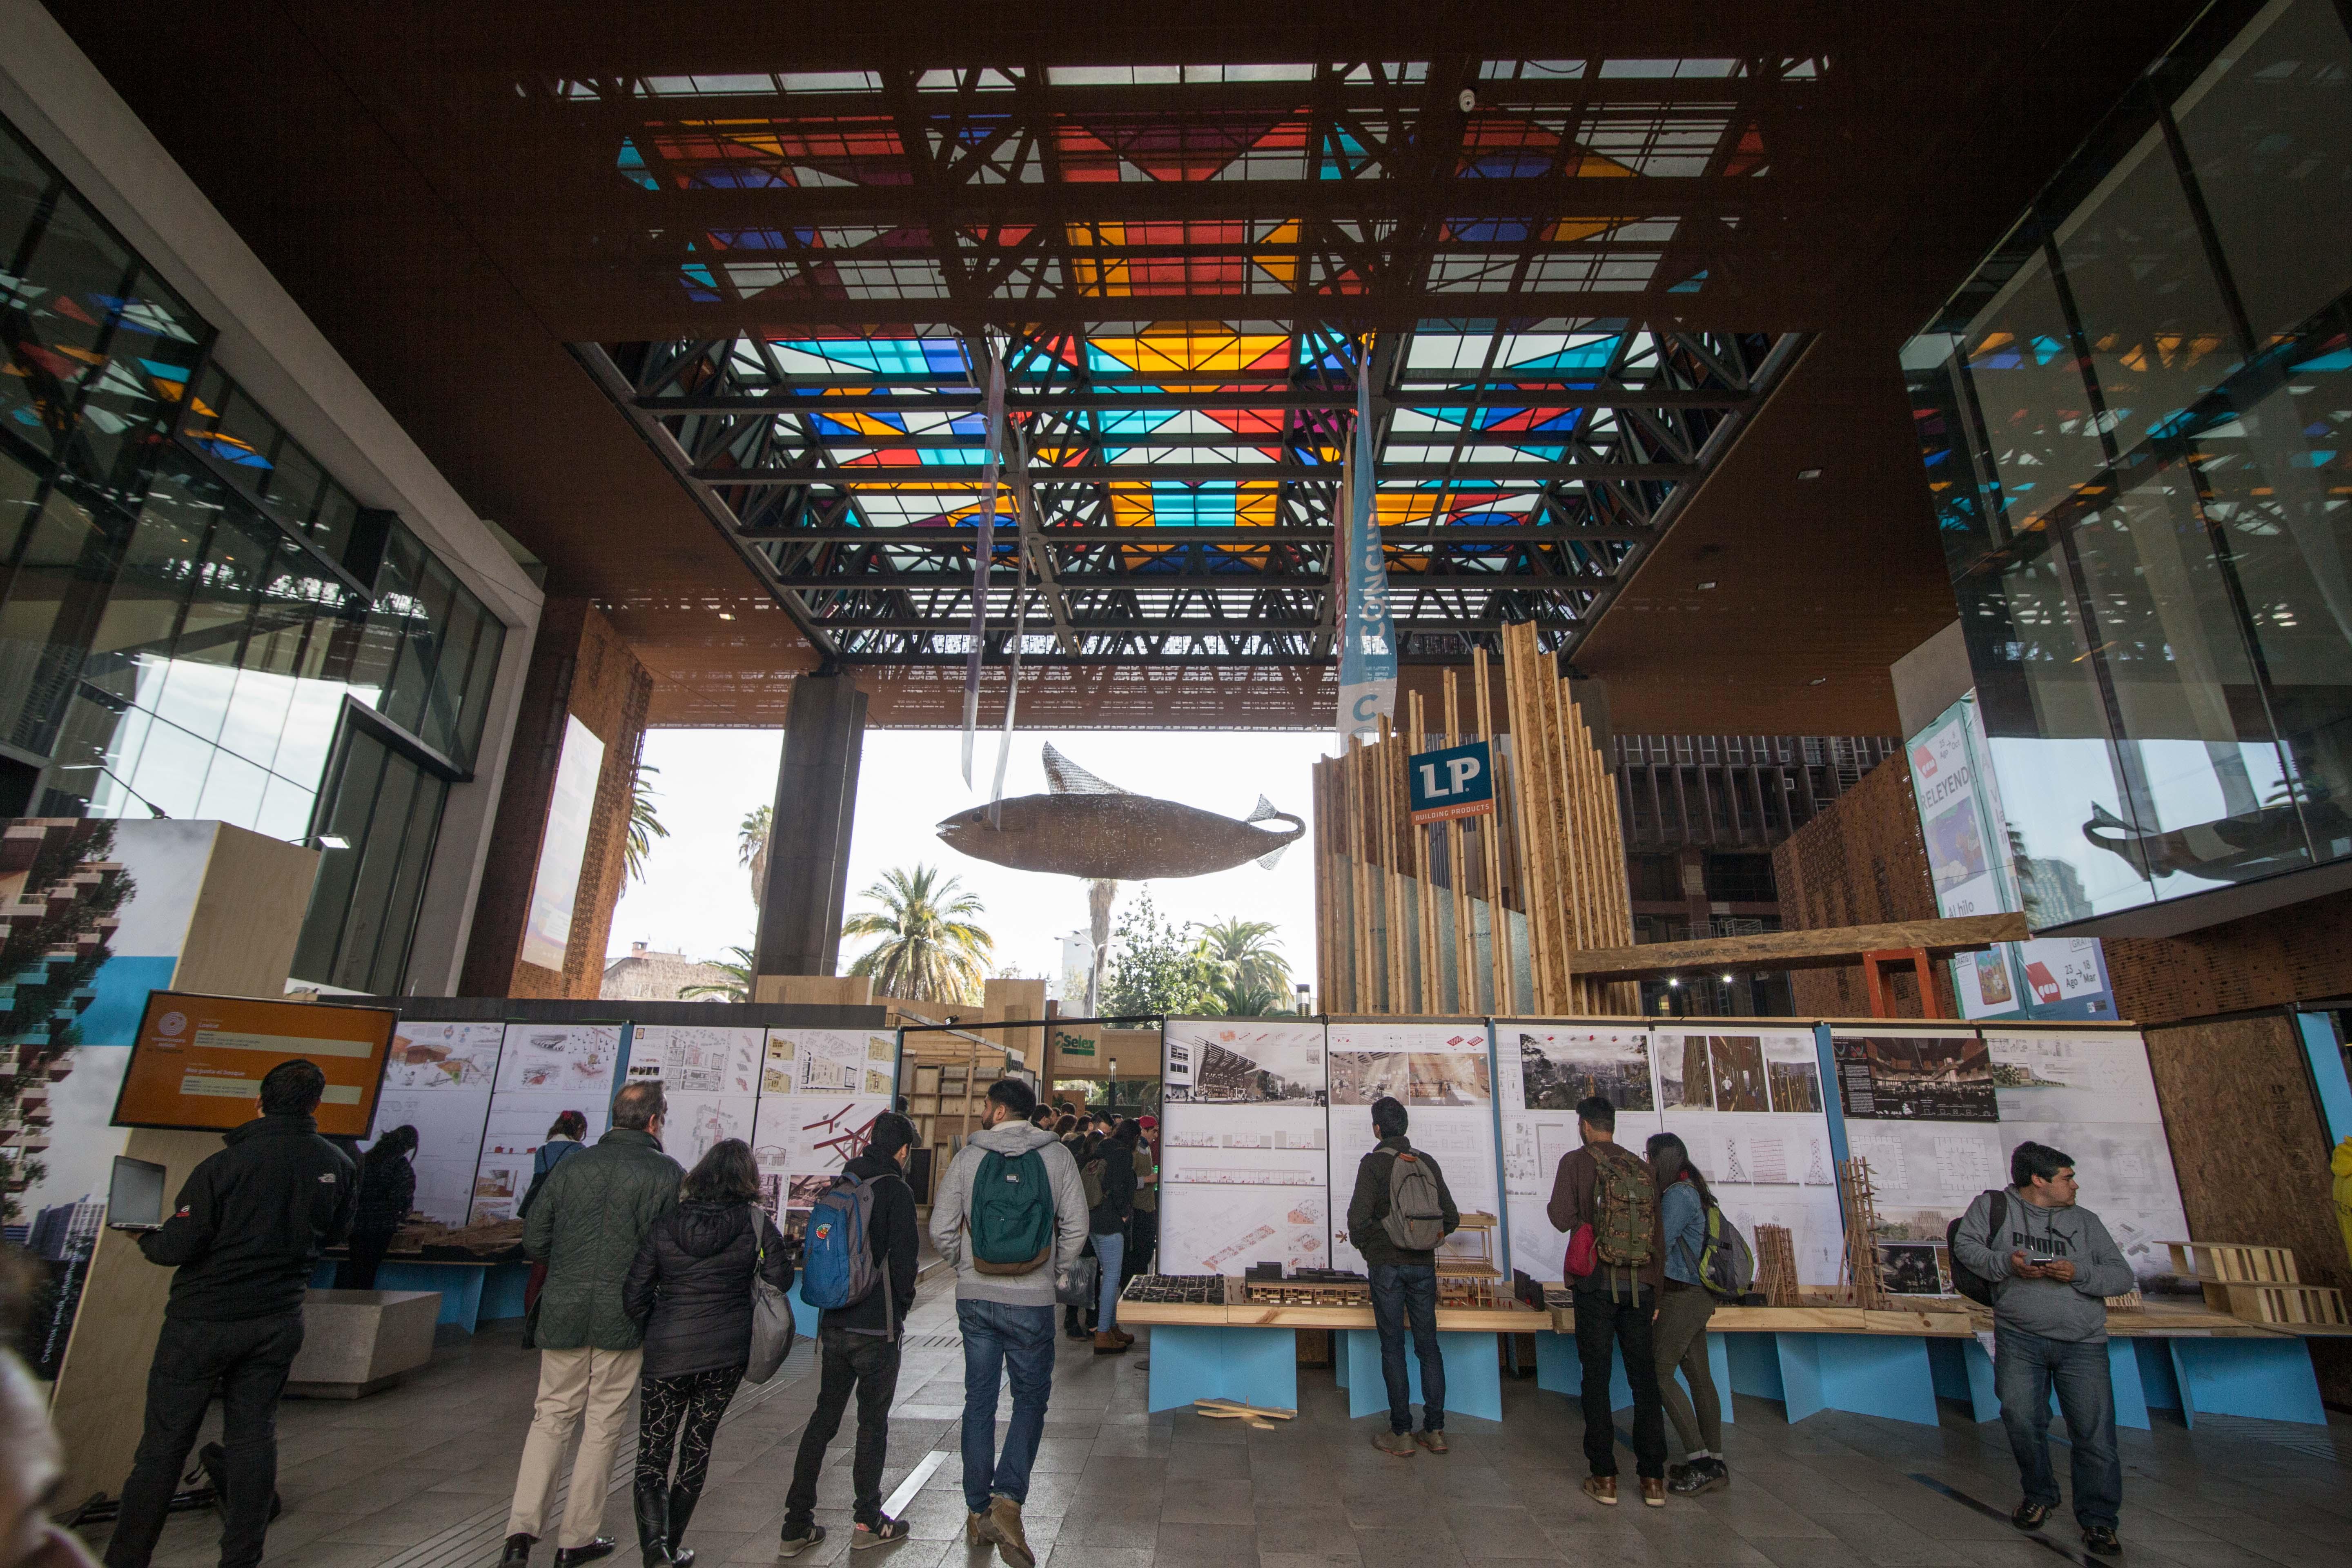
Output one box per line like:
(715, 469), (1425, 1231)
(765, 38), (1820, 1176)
(507, 1345), (642, 1548)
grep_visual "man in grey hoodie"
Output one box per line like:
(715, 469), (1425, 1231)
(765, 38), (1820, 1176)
(1951, 1141), (2136, 1557)
(929, 1079), (1088, 1568)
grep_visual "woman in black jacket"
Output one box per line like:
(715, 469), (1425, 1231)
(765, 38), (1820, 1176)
(340, 1125), (416, 1289)
(622, 1139), (791, 1568)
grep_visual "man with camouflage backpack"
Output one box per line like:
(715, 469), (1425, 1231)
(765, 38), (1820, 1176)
(1547, 1096), (1669, 1508)
(1344, 1096), (1460, 1457)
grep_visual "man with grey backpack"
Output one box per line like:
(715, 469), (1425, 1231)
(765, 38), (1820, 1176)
(1344, 1096), (1460, 1457)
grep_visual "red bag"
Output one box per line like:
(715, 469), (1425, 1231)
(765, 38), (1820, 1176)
(1563, 1223), (1597, 1280)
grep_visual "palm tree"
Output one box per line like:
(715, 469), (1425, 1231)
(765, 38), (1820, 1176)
(841, 864), (994, 1004)
(679, 944), (756, 1002)
(739, 805), (772, 903)
(1194, 918), (1291, 993)
(626, 763), (668, 885)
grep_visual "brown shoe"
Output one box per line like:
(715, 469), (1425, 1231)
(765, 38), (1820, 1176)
(1370, 1429), (1417, 1458)
(965, 1512), (989, 1549)
(1112, 1327), (1136, 1345)
(1092, 1331), (1128, 1354)
(1413, 1430), (1449, 1454)
(985, 1497), (1033, 1568)
(1640, 1477), (1666, 1508)
(1583, 1475), (1618, 1507)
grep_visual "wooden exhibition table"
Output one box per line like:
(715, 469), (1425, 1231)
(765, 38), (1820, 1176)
(1124, 1287), (2328, 1427)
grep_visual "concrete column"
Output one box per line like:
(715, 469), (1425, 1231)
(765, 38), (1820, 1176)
(753, 672), (867, 981)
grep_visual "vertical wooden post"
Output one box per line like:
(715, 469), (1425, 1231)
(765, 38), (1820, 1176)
(1474, 646), (1509, 1016)
(1443, 672), (1471, 1016)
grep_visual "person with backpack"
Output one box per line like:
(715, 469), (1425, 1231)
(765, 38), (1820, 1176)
(929, 1078), (1089, 1568)
(620, 1138), (791, 1568)
(778, 1112), (920, 1556)
(1645, 1133), (1728, 1496)
(1085, 1119), (1141, 1353)
(1343, 1096), (1459, 1457)
(341, 1123), (417, 1289)
(1950, 1142), (2134, 1557)
(1547, 1095), (1668, 1507)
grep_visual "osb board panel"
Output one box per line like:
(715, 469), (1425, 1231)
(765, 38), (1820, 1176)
(2144, 1015), (2351, 1404)
(1770, 756), (1956, 1018)
(2103, 888), (2352, 1027)
(176, 826), (318, 997)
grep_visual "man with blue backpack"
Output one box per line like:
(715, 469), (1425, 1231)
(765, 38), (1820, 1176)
(929, 1079), (1089, 1568)
(778, 1112), (920, 1556)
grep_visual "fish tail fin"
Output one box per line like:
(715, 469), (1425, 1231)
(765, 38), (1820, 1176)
(1256, 844), (1291, 871)
(1245, 794), (1281, 823)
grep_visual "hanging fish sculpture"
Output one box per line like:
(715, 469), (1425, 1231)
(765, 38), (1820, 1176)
(936, 744), (1304, 881)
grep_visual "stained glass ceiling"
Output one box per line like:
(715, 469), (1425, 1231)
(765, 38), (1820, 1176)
(570, 57), (1817, 665)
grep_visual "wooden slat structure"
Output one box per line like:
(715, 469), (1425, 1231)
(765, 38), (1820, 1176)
(1564, 913), (2029, 982)
(1314, 621), (1636, 1016)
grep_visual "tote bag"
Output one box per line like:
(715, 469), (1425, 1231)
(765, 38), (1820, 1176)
(746, 1230), (799, 1383)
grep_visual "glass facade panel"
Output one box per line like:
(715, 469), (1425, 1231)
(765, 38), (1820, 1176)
(1908, 0), (2352, 924)
(0, 110), (510, 992)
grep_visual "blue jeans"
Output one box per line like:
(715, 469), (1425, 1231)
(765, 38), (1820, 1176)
(1994, 1327), (2121, 1530)
(1093, 1230), (1124, 1331)
(956, 1299), (1057, 1515)
(1368, 1262), (1444, 1434)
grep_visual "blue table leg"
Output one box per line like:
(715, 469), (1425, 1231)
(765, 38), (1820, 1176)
(1144, 1325), (1298, 1414)
(1699, 1331), (1735, 1425)
(1927, 1337), (2001, 1422)
(370, 1262), (477, 1330)
(1342, 1330), (1501, 1422)
(2134, 1339), (2181, 1413)
(2107, 1337), (2150, 1430)
(310, 1261), (336, 1290)
(2168, 1337), (2324, 1426)
(1724, 1332), (1783, 1403)
(480, 1261), (532, 1323)
(1533, 1332), (1631, 1408)
(1775, 1333), (1938, 1426)
(788, 1280), (820, 1338)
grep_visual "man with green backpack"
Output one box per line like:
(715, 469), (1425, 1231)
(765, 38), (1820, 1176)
(1546, 1096), (1669, 1508)
(927, 1080), (1088, 1568)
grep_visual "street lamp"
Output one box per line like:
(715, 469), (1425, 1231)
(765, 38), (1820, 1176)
(1107, 1056), (1118, 1111)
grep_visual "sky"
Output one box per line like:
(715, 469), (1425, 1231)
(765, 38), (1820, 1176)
(608, 726), (1334, 1002)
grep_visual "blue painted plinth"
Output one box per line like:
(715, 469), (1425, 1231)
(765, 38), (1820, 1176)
(1775, 1333), (1938, 1426)
(1145, 1325), (1299, 1414)
(787, 1279), (820, 1338)
(1534, 1330), (1736, 1425)
(481, 1261), (532, 1322)
(1341, 1329), (1501, 1422)
(372, 1262), (477, 1329)
(1932, 1336), (2148, 1429)
(2168, 1336), (2324, 1426)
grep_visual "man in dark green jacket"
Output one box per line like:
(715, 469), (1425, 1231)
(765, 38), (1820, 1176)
(504, 1083), (681, 1568)
(1344, 1097), (1459, 1457)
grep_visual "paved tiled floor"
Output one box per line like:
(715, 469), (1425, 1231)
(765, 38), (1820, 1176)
(83, 1287), (2351, 1568)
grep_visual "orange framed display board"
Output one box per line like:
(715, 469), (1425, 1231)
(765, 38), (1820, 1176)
(110, 990), (397, 1136)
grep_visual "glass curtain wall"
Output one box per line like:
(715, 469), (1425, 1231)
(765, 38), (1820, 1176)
(0, 113), (506, 990)
(1903, 0), (2352, 923)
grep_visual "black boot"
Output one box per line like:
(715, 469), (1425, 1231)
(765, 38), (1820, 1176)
(502, 1536), (536, 1568)
(553, 1541), (615, 1568)
(665, 1483), (701, 1568)
(633, 1483), (675, 1568)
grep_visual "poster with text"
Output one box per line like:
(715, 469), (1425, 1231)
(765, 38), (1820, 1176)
(1495, 1025), (1662, 1281)
(1655, 1029), (1844, 1287)
(370, 1020), (504, 1223)
(750, 1092), (891, 1241)
(1327, 1021), (1498, 1274)
(1160, 1018), (1331, 1272)
(764, 1027), (898, 1099)
(470, 1022), (623, 1222)
(624, 1024), (763, 1165)
(1984, 1031), (2192, 1289)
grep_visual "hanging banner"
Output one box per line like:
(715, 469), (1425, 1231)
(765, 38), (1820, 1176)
(1335, 358), (1396, 743)
(989, 423), (1032, 824)
(1907, 694), (2115, 1020)
(960, 341), (1006, 787)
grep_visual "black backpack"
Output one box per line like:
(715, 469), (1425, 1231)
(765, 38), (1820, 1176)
(1947, 1189), (2009, 1305)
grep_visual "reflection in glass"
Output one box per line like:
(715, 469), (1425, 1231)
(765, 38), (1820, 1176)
(1961, 253), (2109, 533)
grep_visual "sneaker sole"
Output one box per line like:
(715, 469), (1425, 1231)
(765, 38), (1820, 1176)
(1585, 1489), (1618, 1507)
(776, 1537), (822, 1559)
(849, 1532), (906, 1551)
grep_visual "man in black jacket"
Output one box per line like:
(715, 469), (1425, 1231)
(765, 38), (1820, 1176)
(105, 1060), (355, 1568)
(778, 1112), (921, 1556)
(1344, 1096), (1459, 1458)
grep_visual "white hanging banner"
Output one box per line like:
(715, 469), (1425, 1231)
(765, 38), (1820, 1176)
(1335, 354), (1396, 743)
(960, 341), (1006, 787)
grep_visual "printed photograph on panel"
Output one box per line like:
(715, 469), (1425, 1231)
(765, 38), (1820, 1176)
(1860, 1035), (1997, 1121)
(1331, 1050), (1492, 1106)
(1707, 1036), (1769, 1114)
(1517, 1032), (1654, 1111)
(385, 1021), (502, 1089)
(1762, 1036), (1822, 1112)
(1658, 1035), (1712, 1111)
(1165, 1025), (1326, 1104)
(1878, 1242), (1949, 1296)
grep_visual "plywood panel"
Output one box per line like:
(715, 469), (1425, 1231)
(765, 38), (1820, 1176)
(175, 826), (321, 996)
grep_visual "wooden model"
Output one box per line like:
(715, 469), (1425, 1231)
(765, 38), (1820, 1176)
(1753, 1223), (1800, 1307)
(1835, 1157), (1889, 1310)
(2167, 1241), (2348, 1327)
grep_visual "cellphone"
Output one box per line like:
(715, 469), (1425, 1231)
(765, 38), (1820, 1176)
(2026, 1254), (2059, 1266)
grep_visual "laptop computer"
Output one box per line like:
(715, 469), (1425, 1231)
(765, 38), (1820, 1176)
(107, 1154), (168, 1232)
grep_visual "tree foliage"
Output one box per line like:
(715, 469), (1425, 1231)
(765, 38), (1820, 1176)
(1101, 892), (1221, 1017)
(679, 944), (756, 1003)
(739, 805), (772, 904)
(842, 864), (994, 1005)
(1193, 917), (1294, 1015)
(626, 762), (668, 886)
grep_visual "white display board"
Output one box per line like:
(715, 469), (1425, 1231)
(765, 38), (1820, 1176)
(470, 1022), (624, 1222)
(751, 1027), (898, 1240)
(1160, 1018), (1333, 1275)
(624, 1024), (763, 1165)
(370, 1020), (504, 1223)
(1497, 1023), (1661, 1281)
(763, 1025), (899, 1098)
(1654, 1028), (1844, 1287)
(1326, 1020), (1499, 1274)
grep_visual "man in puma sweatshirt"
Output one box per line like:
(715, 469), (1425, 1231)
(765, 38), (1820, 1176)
(1951, 1141), (2136, 1557)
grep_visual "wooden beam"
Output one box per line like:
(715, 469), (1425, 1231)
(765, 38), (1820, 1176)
(1564, 914), (2031, 981)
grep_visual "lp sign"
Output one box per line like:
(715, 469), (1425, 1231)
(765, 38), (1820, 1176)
(1409, 740), (1495, 825)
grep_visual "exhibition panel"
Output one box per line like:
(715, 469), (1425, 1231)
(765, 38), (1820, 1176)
(1325, 1019), (1501, 1275)
(1159, 1017), (1334, 1277)
(367, 1020), (504, 1223)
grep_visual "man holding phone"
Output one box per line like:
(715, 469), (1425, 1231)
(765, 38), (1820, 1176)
(1952, 1142), (2136, 1558)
